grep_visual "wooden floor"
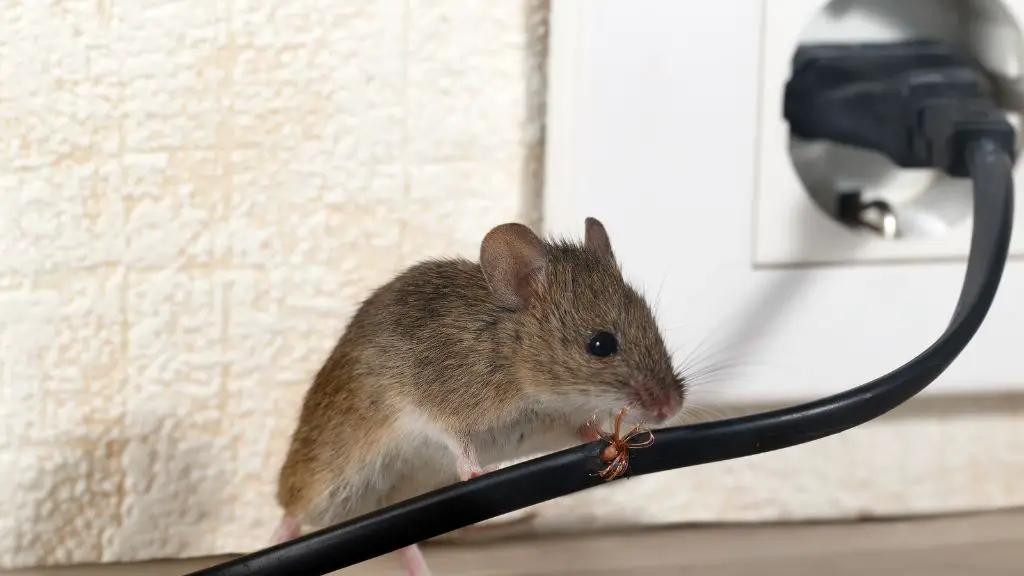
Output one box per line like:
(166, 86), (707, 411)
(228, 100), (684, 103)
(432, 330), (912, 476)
(7, 509), (1024, 575)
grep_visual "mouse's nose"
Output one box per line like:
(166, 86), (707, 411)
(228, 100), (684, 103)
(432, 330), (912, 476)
(653, 389), (682, 421)
(636, 385), (683, 422)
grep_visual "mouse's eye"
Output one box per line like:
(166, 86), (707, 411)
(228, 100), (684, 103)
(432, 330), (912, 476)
(587, 331), (619, 358)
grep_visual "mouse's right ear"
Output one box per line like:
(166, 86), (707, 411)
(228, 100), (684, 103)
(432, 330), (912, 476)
(480, 223), (549, 310)
(584, 217), (615, 260)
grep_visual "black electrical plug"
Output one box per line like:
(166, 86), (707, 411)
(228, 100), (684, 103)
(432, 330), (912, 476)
(784, 39), (1016, 178)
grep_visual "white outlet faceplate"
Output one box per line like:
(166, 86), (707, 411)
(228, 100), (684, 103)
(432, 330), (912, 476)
(756, 0), (1024, 266)
(544, 0), (1024, 404)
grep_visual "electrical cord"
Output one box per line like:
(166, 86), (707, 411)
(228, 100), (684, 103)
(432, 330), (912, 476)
(190, 40), (1015, 576)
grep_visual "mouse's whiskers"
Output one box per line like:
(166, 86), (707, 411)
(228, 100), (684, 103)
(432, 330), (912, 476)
(678, 402), (732, 424)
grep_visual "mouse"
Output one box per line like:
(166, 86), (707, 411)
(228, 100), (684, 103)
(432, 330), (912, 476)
(272, 217), (686, 575)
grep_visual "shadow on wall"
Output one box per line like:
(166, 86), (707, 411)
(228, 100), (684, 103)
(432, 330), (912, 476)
(109, 407), (233, 562)
(522, 0), (550, 230)
(2, 407), (231, 566)
(693, 392), (1024, 423)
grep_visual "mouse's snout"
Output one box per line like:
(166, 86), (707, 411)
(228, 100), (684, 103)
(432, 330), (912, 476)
(632, 378), (684, 423)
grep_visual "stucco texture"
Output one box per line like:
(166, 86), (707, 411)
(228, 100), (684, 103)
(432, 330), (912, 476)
(3, 0), (1024, 572)
(0, 0), (547, 568)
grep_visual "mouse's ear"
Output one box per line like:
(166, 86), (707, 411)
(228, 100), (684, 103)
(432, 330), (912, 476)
(584, 217), (614, 260)
(480, 223), (549, 310)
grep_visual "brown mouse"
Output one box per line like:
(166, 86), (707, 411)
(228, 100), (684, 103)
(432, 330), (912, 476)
(272, 217), (686, 575)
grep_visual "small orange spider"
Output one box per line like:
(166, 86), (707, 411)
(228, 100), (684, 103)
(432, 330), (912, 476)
(589, 407), (655, 481)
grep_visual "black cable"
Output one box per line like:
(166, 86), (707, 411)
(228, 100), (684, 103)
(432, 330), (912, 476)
(189, 40), (1015, 576)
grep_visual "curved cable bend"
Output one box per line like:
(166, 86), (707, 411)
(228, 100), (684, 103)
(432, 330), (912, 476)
(191, 139), (1014, 576)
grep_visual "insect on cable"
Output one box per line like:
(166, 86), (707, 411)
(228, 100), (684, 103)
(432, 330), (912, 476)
(592, 407), (655, 481)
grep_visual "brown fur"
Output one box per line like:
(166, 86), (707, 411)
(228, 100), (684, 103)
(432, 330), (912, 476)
(276, 217), (684, 529)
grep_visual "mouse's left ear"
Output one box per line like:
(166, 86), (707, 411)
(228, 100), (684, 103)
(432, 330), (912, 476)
(480, 223), (549, 311)
(584, 217), (615, 260)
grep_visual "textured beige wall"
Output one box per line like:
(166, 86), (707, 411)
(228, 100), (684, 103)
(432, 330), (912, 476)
(0, 0), (547, 568)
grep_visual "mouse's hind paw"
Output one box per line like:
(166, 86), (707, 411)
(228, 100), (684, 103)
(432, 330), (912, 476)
(270, 515), (300, 545)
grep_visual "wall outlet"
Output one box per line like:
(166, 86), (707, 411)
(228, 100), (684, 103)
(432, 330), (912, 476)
(544, 0), (1024, 404)
(755, 0), (1024, 266)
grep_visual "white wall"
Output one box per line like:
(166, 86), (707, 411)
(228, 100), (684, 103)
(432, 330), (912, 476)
(524, 0), (1024, 542)
(0, 0), (547, 568)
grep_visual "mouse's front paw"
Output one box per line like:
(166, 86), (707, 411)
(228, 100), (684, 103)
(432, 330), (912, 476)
(577, 415), (602, 443)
